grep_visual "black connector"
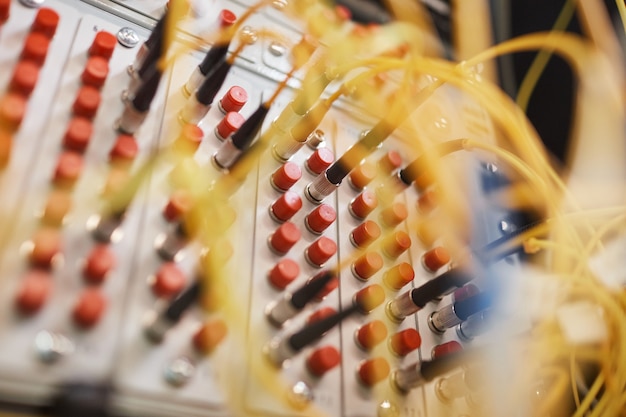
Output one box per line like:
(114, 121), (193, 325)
(132, 67), (163, 112)
(291, 271), (335, 309)
(288, 305), (357, 351)
(198, 45), (230, 76)
(392, 349), (481, 392)
(410, 268), (473, 308)
(145, 281), (201, 342)
(420, 351), (472, 381)
(195, 58), (232, 106)
(230, 104), (270, 150)
(266, 271), (337, 327)
(145, 11), (167, 51)
(325, 118), (396, 185)
(164, 281), (201, 322)
(136, 36), (163, 80)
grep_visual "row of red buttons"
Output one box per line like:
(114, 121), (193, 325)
(72, 29), (147, 328)
(0, 8), (61, 165)
(309, 340), (465, 385)
(54, 31), (116, 188)
(54, 28), (129, 289)
(15, 269), (107, 327)
(3, 7), (57, 133)
(37, 29), (118, 273)
(347, 152), (459, 385)
(344, 150), (414, 386)
(12, 9), (63, 313)
(267, 232), (447, 291)
(15, 29), (120, 328)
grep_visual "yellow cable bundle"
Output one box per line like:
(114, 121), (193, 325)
(138, 0), (626, 415)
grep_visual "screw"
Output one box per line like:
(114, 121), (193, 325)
(268, 41), (287, 57)
(164, 356), (195, 387)
(498, 217), (517, 235)
(34, 330), (74, 364)
(483, 162), (499, 174)
(239, 26), (258, 45)
(19, 0), (45, 8)
(378, 400), (399, 417)
(272, 0), (288, 10)
(117, 27), (140, 48)
(287, 381), (313, 409)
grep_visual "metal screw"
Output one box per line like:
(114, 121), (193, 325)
(272, 0), (288, 10)
(433, 116), (449, 130)
(19, 0), (45, 8)
(34, 331), (74, 364)
(164, 356), (195, 387)
(239, 26), (258, 45)
(287, 381), (313, 409)
(498, 218), (517, 235)
(268, 41), (287, 57)
(117, 27), (140, 48)
(483, 162), (499, 174)
(377, 400), (399, 417)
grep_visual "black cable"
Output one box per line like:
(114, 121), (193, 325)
(198, 45), (230, 76)
(290, 271), (335, 309)
(420, 351), (473, 381)
(195, 58), (232, 106)
(230, 104), (270, 150)
(325, 118), (397, 184)
(475, 218), (545, 263)
(288, 305), (357, 351)
(410, 268), (473, 308)
(164, 281), (201, 322)
(132, 67), (162, 112)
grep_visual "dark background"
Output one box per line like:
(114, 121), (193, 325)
(335, 0), (623, 164)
